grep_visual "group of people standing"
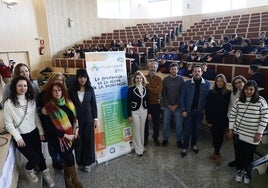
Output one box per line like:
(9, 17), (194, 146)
(2, 60), (268, 186)
(3, 63), (98, 188)
(127, 61), (268, 185)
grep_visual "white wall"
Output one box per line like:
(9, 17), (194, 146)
(0, 0), (42, 77)
(1, 0), (268, 78)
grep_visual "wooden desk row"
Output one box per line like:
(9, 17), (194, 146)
(182, 62), (268, 98)
(53, 58), (135, 75)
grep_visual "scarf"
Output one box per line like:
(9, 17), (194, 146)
(45, 97), (77, 152)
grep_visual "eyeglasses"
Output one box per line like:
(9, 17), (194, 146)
(234, 81), (243, 85)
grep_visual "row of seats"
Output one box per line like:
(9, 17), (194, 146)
(180, 12), (268, 45)
(53, 57), (268, 99)
(156, 51), (258, 65)
(83, 20), (182, 46)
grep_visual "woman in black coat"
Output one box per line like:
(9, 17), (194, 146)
(69, 69), (98, 172)
(206, 74), (231, 165)
(127, 71), (151, 156)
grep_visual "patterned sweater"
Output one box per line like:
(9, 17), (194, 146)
(229, 96), (268, 145)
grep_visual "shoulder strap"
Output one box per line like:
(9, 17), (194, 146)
(235, 101), (250, 132)
(14, 101), (28, 129)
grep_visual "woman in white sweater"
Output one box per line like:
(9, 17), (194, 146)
(227, 75), (247, 167)
(229, 80), (268, 185)
(3, 76), (54, 187)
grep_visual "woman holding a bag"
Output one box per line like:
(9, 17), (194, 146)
(229, 80), (268, 185)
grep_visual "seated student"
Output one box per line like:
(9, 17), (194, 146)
(229, 33), (238, 45)
(218, 36), (232, 54)
(256, 31), (268, 45)
(126, 49), (139, 74)
(0, 58), (12, 84)
(232, 50), (244, 64)
(253, 49), (268, 66)
(178, 62), (187, 76)
(253, 40), (268, 54)
(248, 64), (264, 87)
(178, 42), (188, 54)
(169, 48), (180, 61)
(206, 42), (221, 53)
(197, 42), (210, 53)
(185, 62), (193, 78)
(195, 36), (206, 51)
(201, 62), (216, 80)
(187, 40), (196, 53)
(185, 53), (197, 62)
(202, 52), (224, 63)
(240, 39), (253, 54)
(156, 49), (171, 73)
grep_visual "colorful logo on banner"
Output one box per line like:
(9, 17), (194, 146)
(85, 51), (133, 164)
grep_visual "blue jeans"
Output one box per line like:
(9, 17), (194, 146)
(162, 107), (182, 141)
(48, 142), (61, 165)
(182, 110), (204, 149)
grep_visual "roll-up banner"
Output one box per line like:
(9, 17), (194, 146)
(85, 51), (133, 164)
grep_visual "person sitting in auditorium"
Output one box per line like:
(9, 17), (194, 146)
(197, 42), (210, 53)
(185, 53), (201, 62)
(156, 48), (171, 73)
(256, 31), (268, 45)
(195, 36), (206, 51)
(178, 61), (187, 76)
(178, 41), (188, 54)
(218, 36), (232, 55)
(0, 58), (12, 84)
(240, 38), (253, 54)
(248, 64), (264, 87)
(126, 49), (139, 74)
(253, 49), (268, 66)
(203, 52), (224, 63)
(185, 62), (193, 78)
(187, 40), (196, 53)
(201, 62), (216, 80)
(232, 50), (244, 64)
(253, 40), (268, 54)
(207, 36), (216, 45)
(110, 40), (119, 51)
(229, 33), (239, 45)
(169, 48), (180, 61)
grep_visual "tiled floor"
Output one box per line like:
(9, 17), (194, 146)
(0, 81), (248, 188)
(15, 125), (248, 188)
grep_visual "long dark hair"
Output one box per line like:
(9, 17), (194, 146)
(213, 74), (228, 94)
(239, 80), (259, 103)
(231, 75), (247, 95)
(9, 76), (34, 106)
(74, 68), (92, 91)
(13, 63), (32, 80)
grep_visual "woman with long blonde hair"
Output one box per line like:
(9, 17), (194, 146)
(127, 71), (151, 156)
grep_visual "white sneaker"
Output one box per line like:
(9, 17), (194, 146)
(42, 168), (54, 187)
(84, 166), (91, 172)
(243, 171), (250, 184)
(235, 170), (244, 183)
(25, 169), (38, 183)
